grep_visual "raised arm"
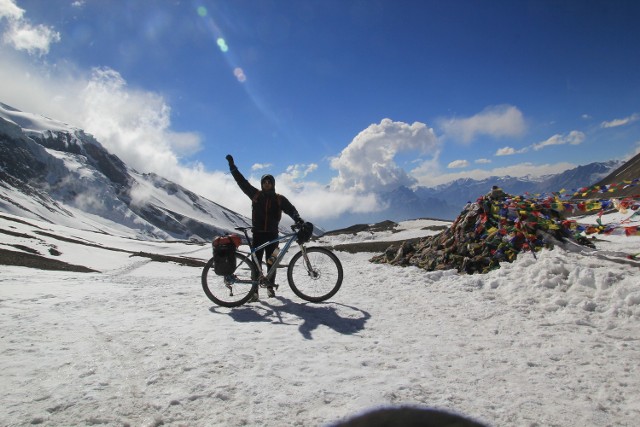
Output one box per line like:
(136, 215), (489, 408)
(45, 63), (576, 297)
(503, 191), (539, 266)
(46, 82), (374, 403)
(226, 154), (258, 199)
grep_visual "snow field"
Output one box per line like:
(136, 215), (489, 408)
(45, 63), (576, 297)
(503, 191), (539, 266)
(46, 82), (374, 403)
(1, 215), (639, 426)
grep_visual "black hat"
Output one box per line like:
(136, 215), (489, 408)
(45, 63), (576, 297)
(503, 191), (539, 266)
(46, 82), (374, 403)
(261, 174), (275, 185)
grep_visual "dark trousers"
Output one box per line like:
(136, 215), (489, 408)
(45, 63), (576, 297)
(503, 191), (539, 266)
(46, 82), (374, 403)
(252, 231), (279, 284)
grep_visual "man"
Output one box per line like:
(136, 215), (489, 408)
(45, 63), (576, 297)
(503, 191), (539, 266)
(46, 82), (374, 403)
(226, 154), (304, 300)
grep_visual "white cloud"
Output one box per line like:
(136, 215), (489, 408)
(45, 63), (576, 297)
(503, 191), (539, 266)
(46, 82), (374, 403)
(251, 163), (273, 171)
(77, 67), (203, 173)
(495, 146), (528, 156)
(330, 118), (439, 192)
(413, 161), (576, 187)
(0, 0), (23, 20)
(438, 105), (526, 144)
(475, 158), (491, 164)
(496, 146), (516, 156)
(279, 181), (382, 220)
(0, 0), (60, 55)
(601, 113), (639, 128)
(532, 130), (585, 151)
(447, 159), (469, 169)
(274, 163), (319, 192)
(284, 163), (317, 181)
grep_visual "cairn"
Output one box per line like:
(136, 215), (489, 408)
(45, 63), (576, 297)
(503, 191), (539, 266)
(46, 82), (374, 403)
(370, 190), (595, 274)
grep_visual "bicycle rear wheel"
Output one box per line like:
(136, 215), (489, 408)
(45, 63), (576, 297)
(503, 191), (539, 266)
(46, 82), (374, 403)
(202, 252), (259, 307)
(287, 247), (343, 302)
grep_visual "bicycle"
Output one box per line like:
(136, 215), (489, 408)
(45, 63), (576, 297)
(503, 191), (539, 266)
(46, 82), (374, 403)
(202, 223), (343, 307)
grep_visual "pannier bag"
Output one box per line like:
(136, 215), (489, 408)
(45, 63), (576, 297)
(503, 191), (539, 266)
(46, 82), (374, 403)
(212, 234), (242, 276)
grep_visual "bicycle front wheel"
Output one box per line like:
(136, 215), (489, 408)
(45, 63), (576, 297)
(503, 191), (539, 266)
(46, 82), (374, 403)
(287, 247), (343, 302)
(202, 252), (259, 307)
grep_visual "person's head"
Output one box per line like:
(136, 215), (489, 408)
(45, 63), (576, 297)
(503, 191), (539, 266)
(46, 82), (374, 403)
(261, 174), (275, 190)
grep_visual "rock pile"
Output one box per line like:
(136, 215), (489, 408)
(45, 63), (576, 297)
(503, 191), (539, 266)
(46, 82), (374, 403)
(370, 192), (595, 274)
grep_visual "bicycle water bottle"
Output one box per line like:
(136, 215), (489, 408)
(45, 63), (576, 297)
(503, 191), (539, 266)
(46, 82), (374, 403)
(267, 247), (280, 266)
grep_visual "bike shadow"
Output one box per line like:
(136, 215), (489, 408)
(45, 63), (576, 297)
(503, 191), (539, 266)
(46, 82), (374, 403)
(209, 296), (370, 340)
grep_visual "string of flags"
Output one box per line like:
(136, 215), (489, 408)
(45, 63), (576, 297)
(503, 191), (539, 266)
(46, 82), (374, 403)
(529, 177), (640, 199)
(489, 178), (640, 239)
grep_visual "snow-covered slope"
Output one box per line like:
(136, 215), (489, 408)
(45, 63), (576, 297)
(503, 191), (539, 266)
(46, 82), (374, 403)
(0, 102), (250, 240)
(1, 212), (639, 426)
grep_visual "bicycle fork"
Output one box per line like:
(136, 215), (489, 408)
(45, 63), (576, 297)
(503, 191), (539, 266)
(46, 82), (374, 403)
(300, 246), (320, 279)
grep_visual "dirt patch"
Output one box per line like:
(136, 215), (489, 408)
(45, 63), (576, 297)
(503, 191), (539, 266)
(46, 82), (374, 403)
(129, 251), (206, 267)
(0, 248), (99, 273)
(323, 220), (399, 236)
(331, 238), (423, 254)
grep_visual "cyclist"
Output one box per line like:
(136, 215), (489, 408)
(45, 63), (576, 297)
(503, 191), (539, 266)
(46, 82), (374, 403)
(226, 154), (305, 300)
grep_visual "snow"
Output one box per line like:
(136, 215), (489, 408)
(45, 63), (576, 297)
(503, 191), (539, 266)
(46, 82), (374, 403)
(0, 102), (75, 134)
(1, 214), (640, 426)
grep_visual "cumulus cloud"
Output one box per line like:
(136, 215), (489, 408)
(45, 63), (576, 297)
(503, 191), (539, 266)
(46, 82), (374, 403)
(0, 0), (60, 55)
(475, 158), (492, 164)
(271, 163), (318, 192)
(601, 113), (639, 128)
(279, 180), (382, 220)
(438, 105), (526, 144)
(330, 118), (439, 192)
(284, 163), (318, 181)
(532, 130), (585, 151)
(0, 0), (22, 19)
(448, 159), (469, 169)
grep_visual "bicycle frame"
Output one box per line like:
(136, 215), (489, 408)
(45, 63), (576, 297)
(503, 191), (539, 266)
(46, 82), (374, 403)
(234, 227), (305, 284)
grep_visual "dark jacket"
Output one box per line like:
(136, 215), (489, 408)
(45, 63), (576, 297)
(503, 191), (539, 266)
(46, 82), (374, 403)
(231, 168), (300, 233)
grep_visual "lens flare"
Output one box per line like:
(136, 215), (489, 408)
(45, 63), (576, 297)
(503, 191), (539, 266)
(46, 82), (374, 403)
(216, 37), (229, 52)
(197, 6), (207, 17)
(234, 67), (247, 83)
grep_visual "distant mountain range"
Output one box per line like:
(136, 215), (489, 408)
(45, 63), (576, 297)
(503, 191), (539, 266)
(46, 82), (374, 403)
(337, 160), (622, 224)
(0, 102), (629, 236)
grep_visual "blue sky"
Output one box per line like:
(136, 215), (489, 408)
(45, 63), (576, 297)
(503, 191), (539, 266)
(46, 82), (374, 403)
(1, 0), (639, 227)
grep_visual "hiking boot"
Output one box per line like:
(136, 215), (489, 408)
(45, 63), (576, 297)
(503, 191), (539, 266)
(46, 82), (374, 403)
(266, 286), (276, 298)
(247, 291), (259, 302)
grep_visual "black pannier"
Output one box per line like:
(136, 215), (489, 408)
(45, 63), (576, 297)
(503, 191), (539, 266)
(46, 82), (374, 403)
(212, 234), (242, 276)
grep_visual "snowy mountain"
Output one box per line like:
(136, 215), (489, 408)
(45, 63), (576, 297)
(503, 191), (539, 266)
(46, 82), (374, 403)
(591, 150), (640, 199)
(0, 102), (250, 241)
(373, 161), (622, 222)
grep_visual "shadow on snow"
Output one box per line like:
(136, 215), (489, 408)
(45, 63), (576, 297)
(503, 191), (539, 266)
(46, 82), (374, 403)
(209, 296), (370, 340)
